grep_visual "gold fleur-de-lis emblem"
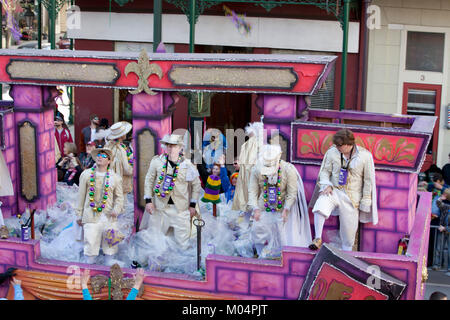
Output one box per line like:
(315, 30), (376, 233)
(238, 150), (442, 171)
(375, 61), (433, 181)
(125, 49), (163, 95)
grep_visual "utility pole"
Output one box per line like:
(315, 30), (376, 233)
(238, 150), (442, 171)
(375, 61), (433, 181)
(339, 0), (350, 111)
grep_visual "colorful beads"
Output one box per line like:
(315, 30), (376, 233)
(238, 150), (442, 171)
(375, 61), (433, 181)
(262, 162), (283, 212)
(89, 165), (110, 214)
(155, 153), (182, 199)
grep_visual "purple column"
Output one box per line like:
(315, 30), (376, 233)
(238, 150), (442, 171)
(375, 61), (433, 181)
(259, 94), (297, 160)
(131, 91), (174, 232)
(9, 85), (57, 214)
(0, 106), (17, 217)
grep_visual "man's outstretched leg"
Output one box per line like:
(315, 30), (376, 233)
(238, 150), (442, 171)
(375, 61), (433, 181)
(309, 193), (337, 250)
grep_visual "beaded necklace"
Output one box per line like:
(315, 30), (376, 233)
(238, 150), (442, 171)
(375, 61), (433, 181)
(88, 165), (110, 213)
(263, 165), (283, 212)
(121, 143), (133, 167)
(154, 153), (182, 198)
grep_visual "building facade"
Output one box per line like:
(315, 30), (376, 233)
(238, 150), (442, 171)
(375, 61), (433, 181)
(366, 0), (450, 169)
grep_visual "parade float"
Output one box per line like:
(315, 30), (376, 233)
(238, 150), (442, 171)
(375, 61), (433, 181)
(0, 48), (434, 300)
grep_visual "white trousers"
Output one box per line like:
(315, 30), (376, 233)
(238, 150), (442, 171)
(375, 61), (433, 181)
(156, 205), (196, 250)
(312, 188), (359, 250)
(83, 215), (119, 257)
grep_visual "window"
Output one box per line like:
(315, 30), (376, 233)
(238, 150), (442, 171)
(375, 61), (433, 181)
(309, 63), (335, 110)
(406, 87), (437, 154)
(272, 49), (335, 109)
(406, 31), (444, 72)
(406, 89), (436, 116)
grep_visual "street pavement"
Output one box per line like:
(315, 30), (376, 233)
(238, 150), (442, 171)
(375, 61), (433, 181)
(424, 268), (450, 299)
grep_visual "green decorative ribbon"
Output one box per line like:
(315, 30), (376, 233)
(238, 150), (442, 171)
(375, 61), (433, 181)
(108, 277), (111, 300)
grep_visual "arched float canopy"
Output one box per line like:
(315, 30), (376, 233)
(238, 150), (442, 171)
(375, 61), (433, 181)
(0, 49), (336, 95)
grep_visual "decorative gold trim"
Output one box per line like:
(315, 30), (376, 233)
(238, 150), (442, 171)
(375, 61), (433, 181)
(7, 60), (120, 84)
(19, 121), (38, 201)
(124, 49), (163, 95)
(421, 256), (428, 296)
(169, 65), (298, 89)
(137, 129), (155, 209)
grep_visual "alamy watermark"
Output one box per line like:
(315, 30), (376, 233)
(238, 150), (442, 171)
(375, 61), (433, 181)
(366, 5), (381, 30)
(66, 265), (81, 290)
(366, 265), (381, 290)
(66, 5), (81, 30)
(171, 121), (281, 166)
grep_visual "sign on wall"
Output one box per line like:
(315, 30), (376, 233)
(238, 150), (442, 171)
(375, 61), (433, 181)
(291, 121), (432, 173)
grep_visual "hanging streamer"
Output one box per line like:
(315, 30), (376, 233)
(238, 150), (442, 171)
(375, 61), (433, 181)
(223, 5), (252, 35)
(1, 0), (23, 41)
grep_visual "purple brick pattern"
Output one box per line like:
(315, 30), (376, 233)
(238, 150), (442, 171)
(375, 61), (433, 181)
(9, 86), (57, 214)
(0, 86), (57, 217)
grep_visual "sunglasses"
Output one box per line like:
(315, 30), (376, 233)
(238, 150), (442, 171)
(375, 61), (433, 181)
(97, 153), (108, 159)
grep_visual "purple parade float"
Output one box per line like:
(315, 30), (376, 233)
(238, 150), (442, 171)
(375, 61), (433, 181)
(0, 48), (434, 300)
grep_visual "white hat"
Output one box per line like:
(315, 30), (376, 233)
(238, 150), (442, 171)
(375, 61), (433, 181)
(259, 144), (282, 176)
(91, 148), (114, 162)
(160, 134), (184, 148)
(106, 121), (132, 141)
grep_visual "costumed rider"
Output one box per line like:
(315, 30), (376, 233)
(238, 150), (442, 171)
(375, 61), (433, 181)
(76, 148), (124, 265)
(248, 144), (311, 258)
(308, 128), (378, 252)
(104, 121), (134, 203)
(141, 134), (201, 249)
(232, 121), (264, 213)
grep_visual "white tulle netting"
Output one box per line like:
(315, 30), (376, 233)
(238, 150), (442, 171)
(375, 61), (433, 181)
(3, 184), (282, 278)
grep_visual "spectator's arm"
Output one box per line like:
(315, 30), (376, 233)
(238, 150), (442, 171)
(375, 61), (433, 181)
(126, 288), (139, 300)
(220, 167), (231, 193)
(82, 288), (93, 300)
(13, 284), (24, 300)
(126, 268), (145, 300)
(11, 278), (24, 300)
(431, 196), (440, 216)
(67, 129), (74, 143)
